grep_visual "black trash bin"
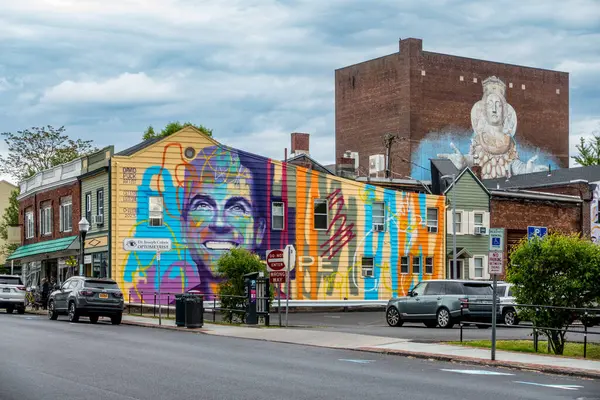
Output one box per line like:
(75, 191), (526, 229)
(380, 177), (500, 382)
(185, 294), (204, 329)
(175, 294), (187, 327)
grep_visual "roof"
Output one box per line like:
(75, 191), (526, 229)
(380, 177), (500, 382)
(431, 159), (459, 178)
(285, 153), (335, 175)
(7, 236), (78, 261)
(446, 247), (473, 259)
(483, 165), (600, 190)
(115, 136), (164, 156)
(490, 189), (582, 203)
(442, 167), (490, 196)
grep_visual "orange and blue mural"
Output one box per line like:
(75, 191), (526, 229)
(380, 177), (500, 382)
(111, 127), (446, 303)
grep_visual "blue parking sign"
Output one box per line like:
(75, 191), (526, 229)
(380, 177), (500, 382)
(528, 226), (547, 240)
(492, 237), (501, 247)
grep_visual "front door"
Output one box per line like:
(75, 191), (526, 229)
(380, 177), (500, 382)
(449, 260), (463, 280)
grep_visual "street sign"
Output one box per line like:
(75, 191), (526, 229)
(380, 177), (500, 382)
(528, 226), (547, 240)
(489, 228), (505, 251)
(123, 238), (172, 252)
(283, 244), (296, 269)
(269, 271), (286, 283)
(488, 251), (504, 275)
(266, 249), (285, 271)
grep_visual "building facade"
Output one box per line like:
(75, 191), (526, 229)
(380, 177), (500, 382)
(80, 147), (113, 278)
(335, 37), (569, 181)
(111, 127), (446, 303)
(9, 159), (82, 287)
(0, 180), (18, 265)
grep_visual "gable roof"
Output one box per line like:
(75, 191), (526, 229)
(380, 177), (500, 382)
(285, 153), (335, 175)
(483, 165), (600, 190)
(115, 136), (165, 156)
(443, 167), (490, 196)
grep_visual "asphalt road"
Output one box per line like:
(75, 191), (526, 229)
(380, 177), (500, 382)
(1, 313), (598, 400)
(277, 310), (600, 343)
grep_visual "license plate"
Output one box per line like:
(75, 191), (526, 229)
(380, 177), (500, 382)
(99, 293), (109, 299)
(2, 288), (10, 293)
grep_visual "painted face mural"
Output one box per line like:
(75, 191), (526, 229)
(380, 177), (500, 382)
(412, 76), (559, 180)
(591, 184), (600, 243)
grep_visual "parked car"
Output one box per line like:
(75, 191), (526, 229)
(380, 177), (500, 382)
(47, 276), (124, 325)
(495, 282), (520, 326)
(0, 275), (26, 314)
(385, 279), (499, 329)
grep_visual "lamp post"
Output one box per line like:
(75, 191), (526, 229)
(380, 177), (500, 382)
(78, 217), (90, 276)
(441, 174), (457, 279)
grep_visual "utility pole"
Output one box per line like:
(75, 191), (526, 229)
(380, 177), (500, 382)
(383, 133), (397, 179)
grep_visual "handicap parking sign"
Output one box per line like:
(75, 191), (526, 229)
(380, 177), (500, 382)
(491, 237), (501, 247)
(489, 228), (504, 251)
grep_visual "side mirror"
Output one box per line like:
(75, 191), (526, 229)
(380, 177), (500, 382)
(409, 291), (417, 297)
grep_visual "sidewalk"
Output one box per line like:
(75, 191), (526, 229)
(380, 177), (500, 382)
(122, 314), (600, 379)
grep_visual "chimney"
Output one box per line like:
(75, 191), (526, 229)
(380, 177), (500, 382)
(471, 165), (482, 181)
(291, 132), (310, 156)
(337, 156), (356, 179)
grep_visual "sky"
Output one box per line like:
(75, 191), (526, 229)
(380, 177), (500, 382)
(1, 0), (600, 184)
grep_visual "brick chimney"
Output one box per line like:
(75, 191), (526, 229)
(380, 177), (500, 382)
(291, 132), (310, 156)
(471, 165), (482, 181)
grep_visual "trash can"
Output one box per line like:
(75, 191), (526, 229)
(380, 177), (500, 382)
(185, 294), (204, 329)
(175, 294), (187, 327)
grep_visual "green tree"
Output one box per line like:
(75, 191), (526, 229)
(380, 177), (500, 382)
(0, 126), (97, 182)
(216, 248), (269, 323)
(0, 189), (19, 260)
(572, 131), (600, 166)
(507, 233), (600, 355)
(143, 121), (212, 141)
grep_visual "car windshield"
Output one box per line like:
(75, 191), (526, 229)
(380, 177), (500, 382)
(495, 285), (507, 296)
(0, 277), (22, 285)
(507, 286), (514, 297)
(464, 283), (493, 296)
(85, 280), (119, 289)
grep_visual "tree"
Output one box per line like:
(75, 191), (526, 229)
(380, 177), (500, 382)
(216, 248), (269, 323)
(507, 233), (600, 355)
(0, 189), (20, 260)
(572, 132), (600, 166)
(0, 126), (97, 182)
(143, 121), (212, 141)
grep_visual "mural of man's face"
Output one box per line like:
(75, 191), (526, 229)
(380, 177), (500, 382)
(183, 148), (265, 274)
(485, 93), (504, 126)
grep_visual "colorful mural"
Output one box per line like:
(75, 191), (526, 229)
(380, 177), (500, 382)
(591, 183), (600, 243)
(412, 76), (559, 181)
(112, 128), (446, 304)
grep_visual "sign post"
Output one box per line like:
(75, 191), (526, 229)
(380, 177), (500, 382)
(283, 244), (296, 328)
(488, 228), (505, 361)
(157, 251), (162, 326)
(266, 249), (285, 326)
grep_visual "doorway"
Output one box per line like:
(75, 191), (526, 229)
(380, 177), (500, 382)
(448, 260), (463, 280)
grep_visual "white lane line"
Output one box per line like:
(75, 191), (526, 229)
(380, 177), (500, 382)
(514, 381), (583, 391)
(441, 369), (515, 376)
(339, 359), (375, 364)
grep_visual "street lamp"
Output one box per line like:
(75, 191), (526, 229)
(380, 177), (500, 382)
(441, 174), (457, 280)
(78, 217), (90, 276)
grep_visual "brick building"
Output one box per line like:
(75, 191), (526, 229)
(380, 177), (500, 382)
(336, 37), (569, 181)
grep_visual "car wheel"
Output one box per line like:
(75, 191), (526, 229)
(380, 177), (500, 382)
(6, 305), (14, 314)
(437, 308), (454, 329)
(386, 307), (403, 327)
(89, 315), (99, 324)
(17, 306), (25, 315)
(68, 302), (80, 323)
(48, 301), (58, 320)
(503, 309), (519, 326)
(424, 321), (437, 328)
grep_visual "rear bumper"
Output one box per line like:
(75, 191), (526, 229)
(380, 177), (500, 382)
(75, 305), (124, 316)
(0, 299), (25, 307)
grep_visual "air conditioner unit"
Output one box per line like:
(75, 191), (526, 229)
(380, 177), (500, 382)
(94, 214), (104, 225)
(344, 150), (360, 170)
(362, 268), (374, 278)
(369, 154), (385, 177)
(474, 226), (487, 235)
(427, 226), (438, 233)
(373, 223), (385, 232)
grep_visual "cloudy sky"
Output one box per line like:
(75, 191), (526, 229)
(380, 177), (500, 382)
(1, 0), (599, 183)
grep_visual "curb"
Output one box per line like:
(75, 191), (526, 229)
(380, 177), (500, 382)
(121, 320), (209, 333)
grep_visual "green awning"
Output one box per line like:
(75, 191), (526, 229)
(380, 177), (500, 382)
(7, 236), (78, 261)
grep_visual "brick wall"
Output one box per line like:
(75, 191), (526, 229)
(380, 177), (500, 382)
(491, 198), (581, 233)
(18, 181), (81, 245)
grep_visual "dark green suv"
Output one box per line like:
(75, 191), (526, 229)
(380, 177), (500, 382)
(386, 279), (498, 328)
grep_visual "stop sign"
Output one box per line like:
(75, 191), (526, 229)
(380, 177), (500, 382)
(266, 249), (285, 271)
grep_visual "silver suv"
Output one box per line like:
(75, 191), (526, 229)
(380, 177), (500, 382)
(0, 275), (26, 314)
(386, 279), (498, 328)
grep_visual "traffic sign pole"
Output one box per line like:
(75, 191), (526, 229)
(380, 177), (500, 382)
(278, 284), (282, 327)
(285, 248), (290, 328)
(157, 250), (161, 327)
(488, 228), (505, 362)
(491, 274), (497, 360)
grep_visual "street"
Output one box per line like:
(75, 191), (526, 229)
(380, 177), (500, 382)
(1, 313), (598, 400)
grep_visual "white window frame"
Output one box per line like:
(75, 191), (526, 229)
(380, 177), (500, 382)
(313, 199), (328, 230)
(372, 202), (385, 232)
(426, 208), (438, 233)
(97, 188), (104, 217)
(361, 257), (374, 278)
(40, 204), (52, 236)
(85, 192), (92, 222)
(25, 211), (34, 239)
(149, 196), (164, 227)
(471, 256), (487, 279)
(425, 256), (434, 275)
(272, 201), (285, 231)
(474, 212), (483, 227)
(59, 197), (72, 232)
(454, 211), (463, 234)
(400, 256), (409, 274)
(412, 256), (421, 274)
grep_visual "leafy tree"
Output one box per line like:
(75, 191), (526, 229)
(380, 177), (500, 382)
(143, 121), (212, 141)
(216, 248), (270, 323)
(507, 233), (600, 355)
(0, 189), (20, 260)
(572, 132), (600, 166)
(0, 126), (97, 182)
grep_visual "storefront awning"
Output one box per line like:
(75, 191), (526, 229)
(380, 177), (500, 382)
(7, 236), (79, 261)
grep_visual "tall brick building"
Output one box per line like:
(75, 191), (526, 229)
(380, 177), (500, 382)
(335, 37), (569, 181)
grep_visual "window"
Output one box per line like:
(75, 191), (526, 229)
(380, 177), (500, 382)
(412, 256), (421, 274)
(40, 203), (52, 235)
(426, 208), (438, 233)
(454, 212), (462, 233)
(85, 192), (92, 222)
(149, 196), (164, 227)
(445, 282), (465, 295)
(313, 199), (328, 230)
(97, 188), (104, 221)
(425, 256), (434, 274)
(361, 257), (374, 277)
(272, 202), (285, 231)
(372, 202), (385, 232)
(464, 283), (493, 296)
(59, 197), (72, 232)
(424, 281), (444, 295)
(412, 282), (426, 296)
(400, 256), (409, 274)
(474, 213), (483, 226)
(25, 211), (34, 239)
(473, 257), (484, 278)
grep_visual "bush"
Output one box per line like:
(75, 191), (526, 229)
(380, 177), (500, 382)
(216, 248), (270, 323)
(507, 232), (600, 355)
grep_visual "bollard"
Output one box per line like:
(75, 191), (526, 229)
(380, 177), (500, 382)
(584, 312), (588, 359)
(213, 298), (216, 322)
(167, 294), (170, 319)
(460, 307), (464, 343)
(128, 291), (131, 314)
(153, 293), (157, 317)
(140, 292), (144, 316)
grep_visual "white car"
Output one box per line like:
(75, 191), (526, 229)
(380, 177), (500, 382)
(0, 275), (26, 314)
(496, 282), (519, 326)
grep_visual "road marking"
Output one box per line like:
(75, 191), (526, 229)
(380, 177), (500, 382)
(441, 369), (514, 376)
(514, 381), (583, 391)
(339, 359), (375, 364)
